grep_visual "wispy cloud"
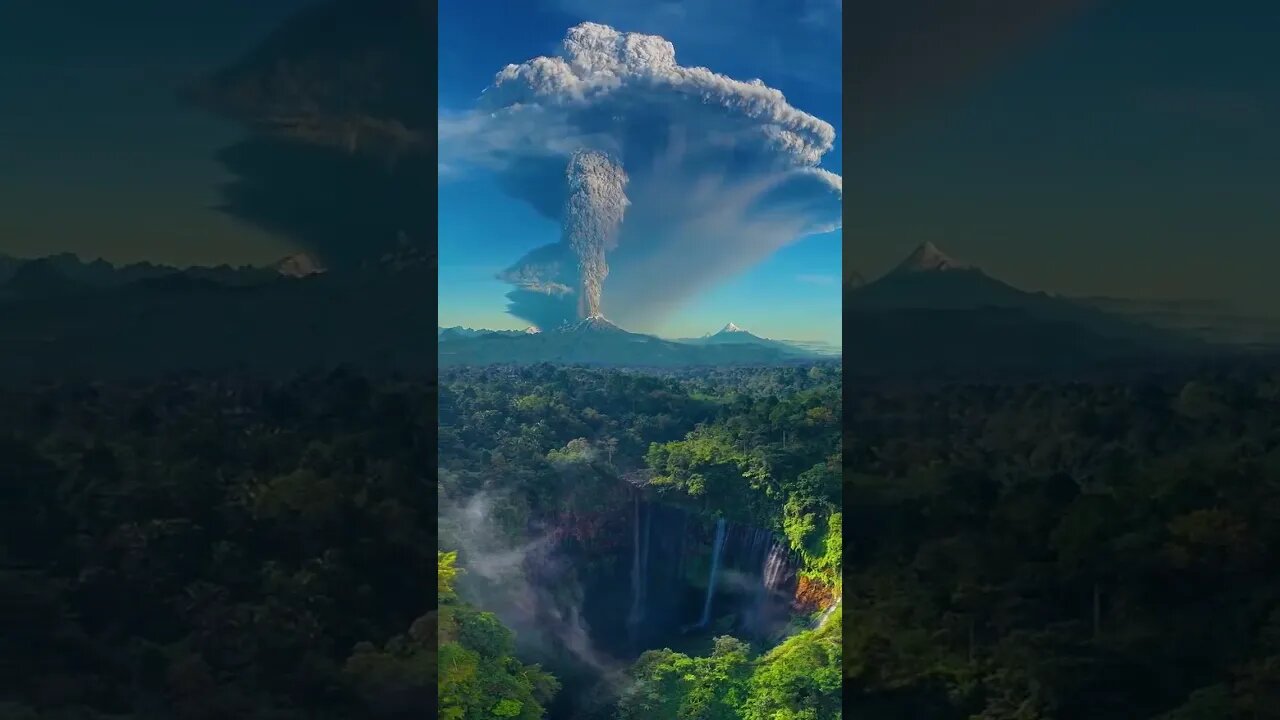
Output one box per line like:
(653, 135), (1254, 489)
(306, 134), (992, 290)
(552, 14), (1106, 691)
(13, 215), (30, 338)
(799, 0), (841, 29)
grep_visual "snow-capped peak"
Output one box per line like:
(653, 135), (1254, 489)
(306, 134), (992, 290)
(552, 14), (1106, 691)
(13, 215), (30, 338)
(894, 242), (970, 274)
(720, 322), (746, 333)
(558, 314), (627, 333)
(524, 326), (541, 334)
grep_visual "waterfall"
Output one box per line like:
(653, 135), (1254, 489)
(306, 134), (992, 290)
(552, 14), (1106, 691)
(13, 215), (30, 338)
(640, 501), (651, 610)
(628, 493), (642, 628)
(752, 528), (770, 567)
(675, 511), (689, 579)
(763, 539), (789, 594)
(816, 596), (841, 628)
(746, 530), (770, 631)
(743, 532), (799, 640)
(697, 517), (727, 628)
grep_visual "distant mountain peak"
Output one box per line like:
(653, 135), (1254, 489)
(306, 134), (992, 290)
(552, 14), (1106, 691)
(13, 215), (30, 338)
(4, 258), (80, 294)
(374, 233), (434, 273)
(524, 326), (541, 334)
(561, 314), (627, 333)
(719, 322), (746, 333)
(273, 253), (326, 277)
(894, 242), (970, 274)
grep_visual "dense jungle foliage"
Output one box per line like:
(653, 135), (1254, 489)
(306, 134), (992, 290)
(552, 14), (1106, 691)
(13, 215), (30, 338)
(0, 364), (841, 719)
(438, 363), (842, 590)
(437, 551), (559, 720)
(615, 606), (842, 720)
(843, 368), (1280, 719)
(437, 363), (843, 719)
(10, 362), (1279, 718)
(0, 370), (435, 719)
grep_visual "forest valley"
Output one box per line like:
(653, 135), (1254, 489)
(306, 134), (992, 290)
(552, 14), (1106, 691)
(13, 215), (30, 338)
(844, 366), (1280, 719)
(437, 364), (843, 719)
(9, 361), (1276, 719)
(0, 365), (841, 720)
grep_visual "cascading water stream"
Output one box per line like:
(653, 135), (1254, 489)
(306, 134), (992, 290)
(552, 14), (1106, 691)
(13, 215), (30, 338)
(763, 539), (786, 592)
(640, 502), (651, 611)
(697, 517), (727, 628)
(816, 596), (841, 628)
(628, 493), (642, 629)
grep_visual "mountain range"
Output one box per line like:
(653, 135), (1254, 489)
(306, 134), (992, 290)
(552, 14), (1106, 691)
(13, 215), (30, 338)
(0, 247), (436, 381)
(437, 316), (824, 368)
(0, 247), (820, 377)
(843, 242), (1244, 379)
(1, 241), (1264, 379)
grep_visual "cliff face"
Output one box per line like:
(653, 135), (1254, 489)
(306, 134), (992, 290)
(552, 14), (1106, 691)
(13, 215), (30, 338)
(547, 489), (805, 659)
(794, 575), (837, 614)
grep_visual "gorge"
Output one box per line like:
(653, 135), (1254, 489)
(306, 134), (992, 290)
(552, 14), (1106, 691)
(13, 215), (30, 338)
(437, 363), (843, 719)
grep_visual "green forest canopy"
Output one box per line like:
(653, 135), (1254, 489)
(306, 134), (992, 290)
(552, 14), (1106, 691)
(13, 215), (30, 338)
(436, 364), (844, 718)
(843, 370), (1280, 719)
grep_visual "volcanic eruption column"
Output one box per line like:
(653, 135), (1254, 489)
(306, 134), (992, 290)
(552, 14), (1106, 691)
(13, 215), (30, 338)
(562, 150), (629, 319)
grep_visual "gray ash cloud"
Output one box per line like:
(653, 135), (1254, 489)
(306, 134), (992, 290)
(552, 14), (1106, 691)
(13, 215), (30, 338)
(185, 0), (434, 269)
(563, 151), (629, 319)
(445, 22), (842, 330)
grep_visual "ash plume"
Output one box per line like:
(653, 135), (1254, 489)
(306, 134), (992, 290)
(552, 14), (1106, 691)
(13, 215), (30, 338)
(184, 0), (1088, 285)
(184, 0), (435, 269)
(563, 150), (629, 318)
(188, 5), (838, 298)
(447, 22), (842, 330)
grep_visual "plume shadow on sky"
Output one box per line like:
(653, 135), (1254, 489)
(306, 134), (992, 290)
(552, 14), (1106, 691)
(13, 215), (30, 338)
(211, 137), (435, 270)
(186, 0), (435, 268)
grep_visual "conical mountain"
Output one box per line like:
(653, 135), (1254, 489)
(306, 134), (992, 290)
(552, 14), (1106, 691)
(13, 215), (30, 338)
(703, 322), (769, 343)
(273, 252), (326, 277)
(892, 241), (971, 274)
(845, 242), (1202, 377)
(693, 323), (813, 357)
(848, 243), (1024, 310)
(558, 314), (628, 334)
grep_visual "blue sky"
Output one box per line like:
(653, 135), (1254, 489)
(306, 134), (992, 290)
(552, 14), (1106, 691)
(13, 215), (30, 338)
(437, 0), (842, 344)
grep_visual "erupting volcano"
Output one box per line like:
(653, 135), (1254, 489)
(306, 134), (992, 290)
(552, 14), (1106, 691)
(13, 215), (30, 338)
(453, 22), (841, 332)
(563, 151), (629, 319)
